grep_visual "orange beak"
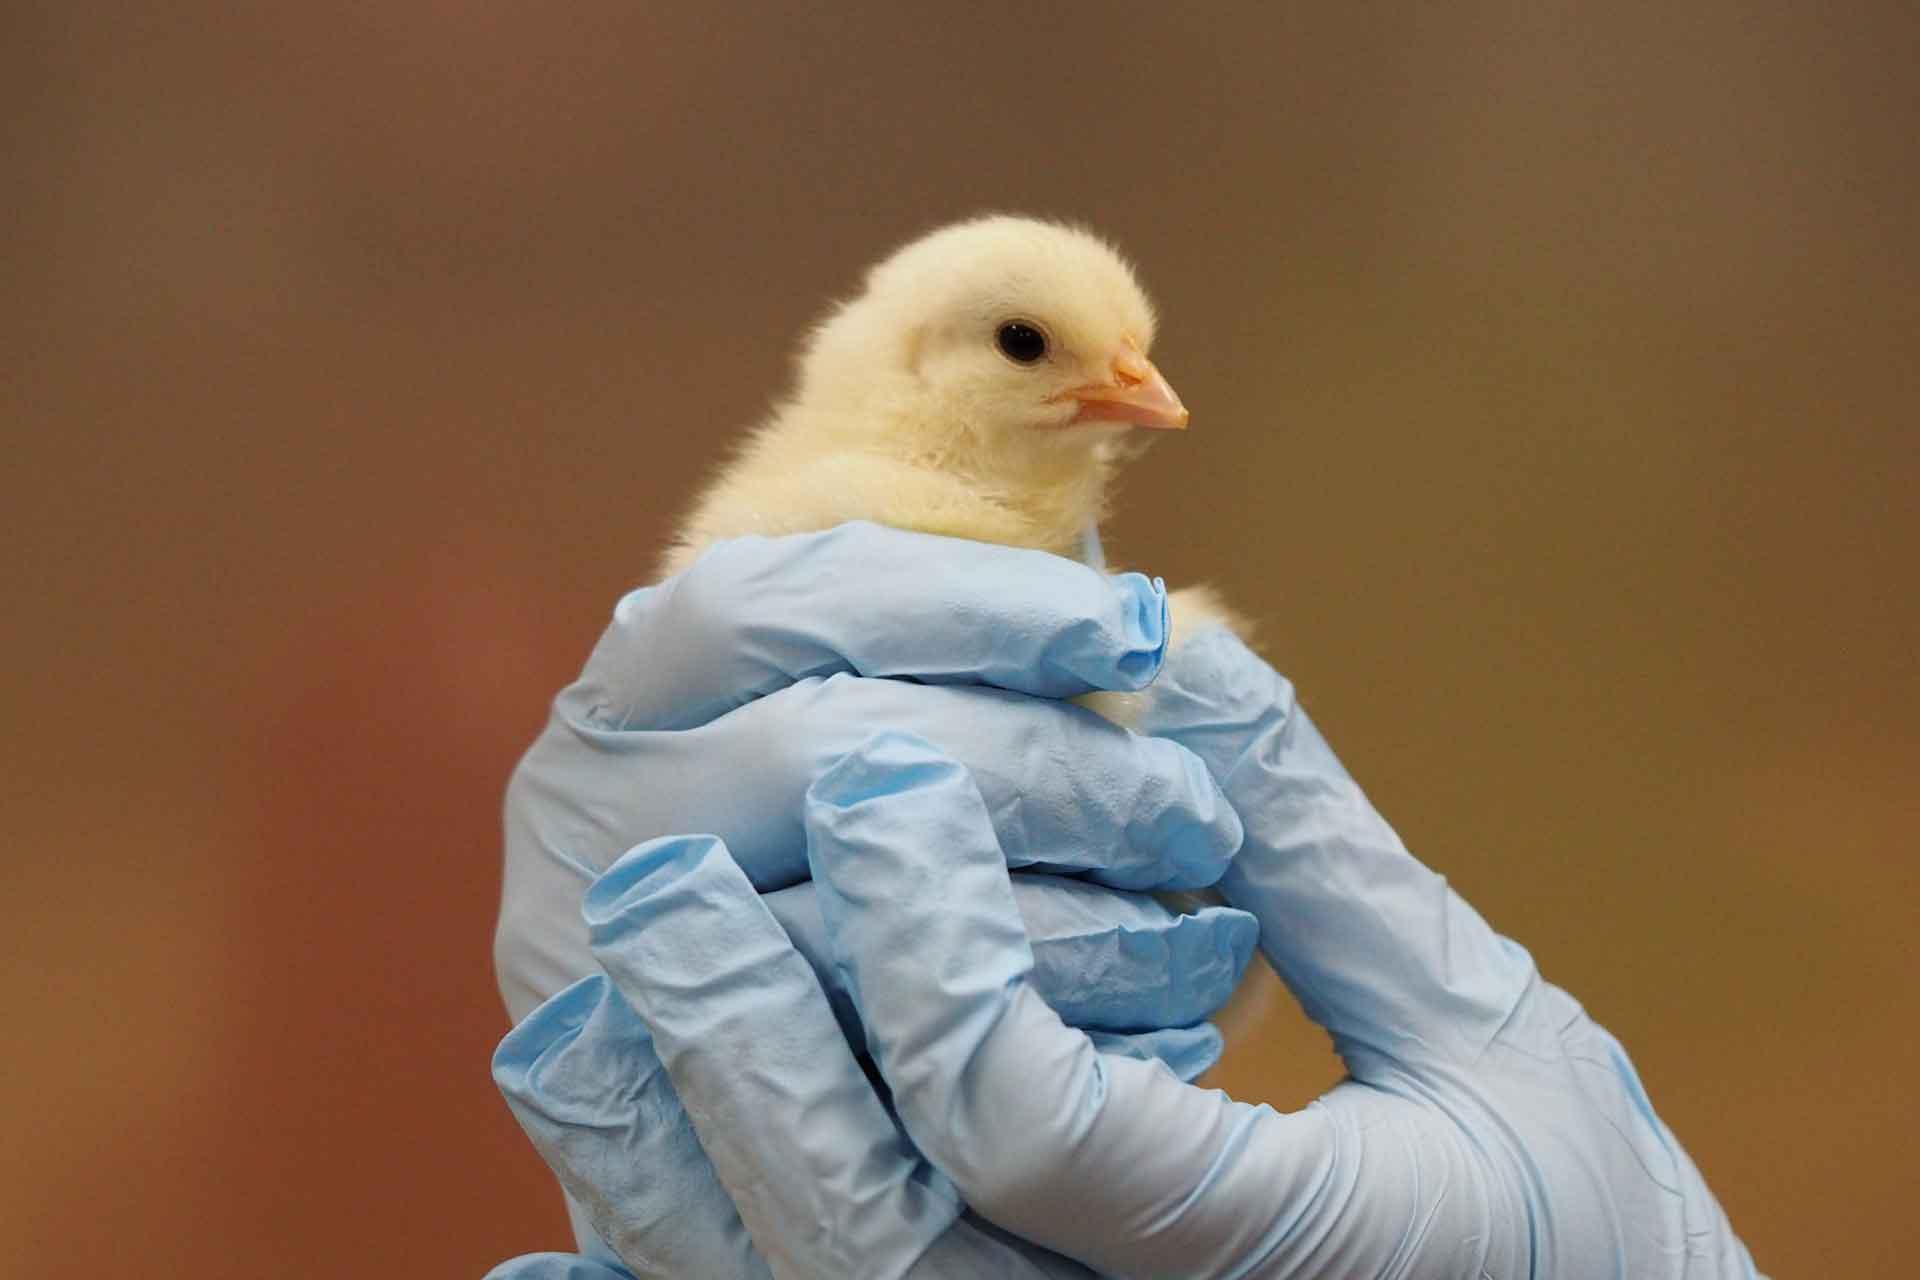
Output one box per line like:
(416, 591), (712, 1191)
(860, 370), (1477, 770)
(1056, 343), (1190, 431)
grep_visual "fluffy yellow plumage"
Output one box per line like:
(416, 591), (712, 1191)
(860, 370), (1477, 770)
(663, 215), (1240, 697)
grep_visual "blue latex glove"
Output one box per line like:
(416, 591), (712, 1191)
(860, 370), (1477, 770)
(499, 648), (1764, 1278)
(793, 648), (1763, 1276)
(490, 525), (1258, 1273)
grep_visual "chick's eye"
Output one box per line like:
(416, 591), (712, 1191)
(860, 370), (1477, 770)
(995, 321), (1048, 365)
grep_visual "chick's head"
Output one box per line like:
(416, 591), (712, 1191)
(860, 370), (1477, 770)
(794, 216), (1187, 471)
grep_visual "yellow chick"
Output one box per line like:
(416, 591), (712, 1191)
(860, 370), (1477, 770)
(662, 215), (1239, 718)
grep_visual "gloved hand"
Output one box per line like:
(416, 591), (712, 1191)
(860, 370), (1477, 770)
(804, 638), (1760, 1277)
(490, 524), (1259, 1274)
(498, 628), (1764, 1278)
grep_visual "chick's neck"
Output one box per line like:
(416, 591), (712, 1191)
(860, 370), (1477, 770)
(897, 409), (1120, 557)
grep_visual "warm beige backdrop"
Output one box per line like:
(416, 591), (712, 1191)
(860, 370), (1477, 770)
(5, 4), (1914, 1277)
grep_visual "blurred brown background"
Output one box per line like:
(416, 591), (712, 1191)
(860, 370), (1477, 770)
(4, 3), (1914, 1276)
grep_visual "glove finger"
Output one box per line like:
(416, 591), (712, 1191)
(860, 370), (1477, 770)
(584, 834), (961, 1280)
(519, 674), (1241, 893)
(1143, 627), (1540, 1064)
(581, 524), (1169, 732)
(806, 732), (1351, 1279)
(491, 978), (769, 1280)
(482, 1255), (636, 1280)
(1021, 885), (1258, 1033)
(763, 877), (1257, 1042)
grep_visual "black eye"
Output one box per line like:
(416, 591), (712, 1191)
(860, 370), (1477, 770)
(995, 321), (1048, 364)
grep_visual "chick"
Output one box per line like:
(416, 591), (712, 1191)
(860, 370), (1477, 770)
(662, 215), (1240, 712)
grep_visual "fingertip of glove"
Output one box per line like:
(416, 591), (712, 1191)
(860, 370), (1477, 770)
(582, 834), (729, 936)
(483, 1253), (636, 1280)
(1163, 904), (1261, 1005)
(1207, 905), (1261, 974)
(492, 975), (609, 1098)
(1105, 572), (1170, 690)
(1152, 742), (1247, 888)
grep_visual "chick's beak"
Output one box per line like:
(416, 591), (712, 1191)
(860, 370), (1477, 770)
(1058, 345), (1190, 431)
